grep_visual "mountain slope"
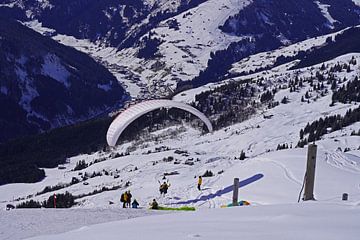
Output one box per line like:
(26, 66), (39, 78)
(1, 45), (359, 206)
(83, 0), (360, 94)
(0, 18), (128, 142)
(0, 0), (208, 49)
(17, 204), (360, 240)
(0, 13), (359, 239)
(3, 0), (360, 98)
(182, 0), (360, 87)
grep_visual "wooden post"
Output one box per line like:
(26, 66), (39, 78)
(303, 144), (317, 201)
(233, 178), (239, 206)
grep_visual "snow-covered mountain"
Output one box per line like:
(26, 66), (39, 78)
(1, 48), (360, 237)
(0, 1), (360, 239)
(2, 0), (360, 98)
(0, 18), (128, 142)
(1, 30), (360, 209)
(0, 0), (207, 48)
(0, 0), (359, 199)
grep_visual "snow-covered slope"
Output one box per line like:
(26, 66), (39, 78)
(230, 28), (338, 75)
(9, 0), (359, 98)
(23, 203), (360, 240)
(1, 26), (360, 206)
(0, 18), (128, 142)
(1, 60), (360, 240)
(1, 2), (360, 239)
(1, 56), (360, 207)
(116, 0), (252, 94)
(0, 208), (165, 240)
(229, 26), (360, 76)
(21, 0), (252, 99)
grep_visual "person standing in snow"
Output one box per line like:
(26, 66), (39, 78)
(132, 199), (139, 209)
(159, 181), (170, 196)
(120, 192), (125, 208)
(197, 176), (202, 191)
(126, 190), (132, 208)
(121, 191), (128, 208)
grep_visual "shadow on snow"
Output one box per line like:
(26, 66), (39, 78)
(170, 174), (264, 205)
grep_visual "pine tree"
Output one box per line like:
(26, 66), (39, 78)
(346, 65), (351, 73)
(331, 79), (337, 90)
(239, 150), (246, 160)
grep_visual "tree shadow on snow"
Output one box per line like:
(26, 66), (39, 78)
(170, 174), (264, 205)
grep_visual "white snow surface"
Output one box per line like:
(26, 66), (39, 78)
(1, 68), (360, 238)
(230, 27), (352, 75)
(41, 53), (71, 88)
(24, 203), (360, 240)
(353, 0), (360, 6)
(316, 1), (337, 29)
(3, 11), (360, 240)
(0, 208), (165, 240)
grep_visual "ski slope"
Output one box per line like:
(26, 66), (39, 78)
(1, 82), (360, 239)
(1, 40), (360, 240)
(1, 46), (360, 209)
(2, 7), (360, 239)
(1, 73), (360, 209)
(23, 203), (360, 240)
(2, 137), (360, 240)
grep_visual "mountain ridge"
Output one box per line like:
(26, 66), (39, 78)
(0, 18), (128, 142)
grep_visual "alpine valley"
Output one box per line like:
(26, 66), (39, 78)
(0, 1), (360, 240)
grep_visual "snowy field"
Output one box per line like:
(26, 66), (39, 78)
(22, 203), (360, 240)
(3, 10), (360, 239)
(2, 49), (360, 238)
(0, 208), (165, 240)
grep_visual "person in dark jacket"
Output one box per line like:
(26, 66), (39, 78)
(126, 190), (132, 208)
(159, 182), (170, 196)
(150, 199), (159, 209)
(132, 199), (139, 209)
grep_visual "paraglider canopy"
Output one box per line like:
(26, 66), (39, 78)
(106, 100), (213, 147)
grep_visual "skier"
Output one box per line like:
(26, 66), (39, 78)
(150, 199), (159, 209)
(126, 190), (132, 208)
(197, 176), (202, 191)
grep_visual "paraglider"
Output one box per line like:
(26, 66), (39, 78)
(106, 100), (213, 147)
